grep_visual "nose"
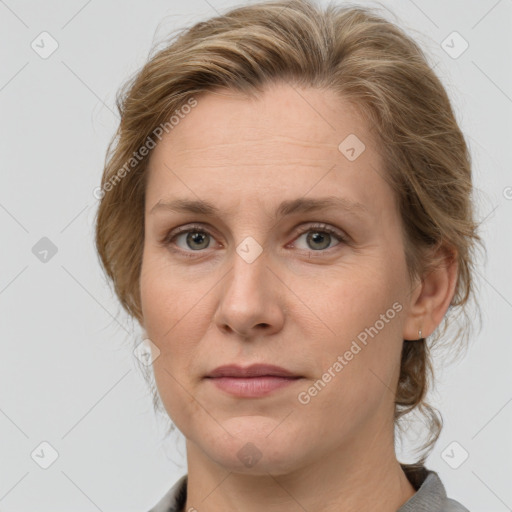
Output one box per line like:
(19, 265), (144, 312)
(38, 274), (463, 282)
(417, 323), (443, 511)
(213, 246), (285, 340)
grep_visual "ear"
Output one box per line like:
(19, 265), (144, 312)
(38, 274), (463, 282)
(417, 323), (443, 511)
(403, 245), (458, 341)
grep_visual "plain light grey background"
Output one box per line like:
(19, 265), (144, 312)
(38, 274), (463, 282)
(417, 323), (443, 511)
(1, 0), (511, 510)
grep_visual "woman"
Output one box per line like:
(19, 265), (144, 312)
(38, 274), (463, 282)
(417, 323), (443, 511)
(94, 1), (483, 510)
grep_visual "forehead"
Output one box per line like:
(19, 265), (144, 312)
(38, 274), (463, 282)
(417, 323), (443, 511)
(145, 83), (390, 215)
(152, 83), (371, 160)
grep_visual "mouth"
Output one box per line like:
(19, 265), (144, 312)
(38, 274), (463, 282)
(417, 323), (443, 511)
(206, 364), (300, 378)
(205, 364), (303, 398)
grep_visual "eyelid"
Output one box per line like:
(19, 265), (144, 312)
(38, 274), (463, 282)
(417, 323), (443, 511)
(288, 222), (349, 245)
(164, 223), (221, 244)
(162, 222), (349, 256)
(162, 223), (221, 257)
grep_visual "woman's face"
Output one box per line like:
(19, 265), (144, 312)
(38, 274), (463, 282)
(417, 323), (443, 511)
(140, 83), (418, 475)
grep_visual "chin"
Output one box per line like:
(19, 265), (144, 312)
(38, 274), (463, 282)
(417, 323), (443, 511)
(199, 416), (308, 475)
(211, 445), (305, 476)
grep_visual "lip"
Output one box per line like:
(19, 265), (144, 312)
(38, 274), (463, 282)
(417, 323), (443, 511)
(205, 364), (302, 398)
(208, 376), (300, 397)
(206, 364), (299, 378)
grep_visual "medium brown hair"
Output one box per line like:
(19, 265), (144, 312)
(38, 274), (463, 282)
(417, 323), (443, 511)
(94, 0), (485, 464)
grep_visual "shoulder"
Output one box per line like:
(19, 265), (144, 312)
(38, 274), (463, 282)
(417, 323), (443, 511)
(147, 469), (471, 512)
(444, 497), (470, 511)
(146, 474), (187, 512)
(399, 464), (470, 512)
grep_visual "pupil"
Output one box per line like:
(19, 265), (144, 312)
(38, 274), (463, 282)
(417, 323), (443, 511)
(187, 232), (208, 250)
(308, 231), (330, 250)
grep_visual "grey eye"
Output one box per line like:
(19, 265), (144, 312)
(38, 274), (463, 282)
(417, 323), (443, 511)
(295, 230), (341, 251)
(176, 231), (213, 250)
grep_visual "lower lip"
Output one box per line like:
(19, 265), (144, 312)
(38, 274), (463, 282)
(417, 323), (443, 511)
(206, 376), (301, 397)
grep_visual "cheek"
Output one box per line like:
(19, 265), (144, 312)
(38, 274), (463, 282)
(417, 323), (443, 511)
(140, 264), (204, 429)
(306, 263), (404, 400)
(140, 250), (194, 338)
(152, 355), (207, 436)
(139, 250), (210, 397)
(313, 260), (399, 336)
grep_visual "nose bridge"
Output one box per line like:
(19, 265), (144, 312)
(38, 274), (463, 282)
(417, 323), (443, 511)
(226, 237), (268, 307)
(214, 235), (282, 337)
(225, 202), (270, 287)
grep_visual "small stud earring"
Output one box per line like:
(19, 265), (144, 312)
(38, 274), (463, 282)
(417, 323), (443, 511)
(418, 329), (422, 339)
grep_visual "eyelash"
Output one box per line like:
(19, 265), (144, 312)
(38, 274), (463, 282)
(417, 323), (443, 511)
(161, 223), (349, 259)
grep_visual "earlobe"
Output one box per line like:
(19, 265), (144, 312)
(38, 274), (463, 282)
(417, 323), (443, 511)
(402, 246), (458, 341)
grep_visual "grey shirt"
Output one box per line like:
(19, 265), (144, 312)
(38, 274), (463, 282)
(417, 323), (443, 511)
(147, 464), (469, 512)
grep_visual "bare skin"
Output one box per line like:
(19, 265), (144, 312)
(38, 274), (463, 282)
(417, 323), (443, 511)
(139, 81), (458, 512)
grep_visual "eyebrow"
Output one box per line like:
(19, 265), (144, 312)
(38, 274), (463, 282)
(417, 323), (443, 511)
(149, 196), (369, 219)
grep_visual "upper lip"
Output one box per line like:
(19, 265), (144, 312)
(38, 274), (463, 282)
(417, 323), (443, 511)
(206, 364), (300, 378)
